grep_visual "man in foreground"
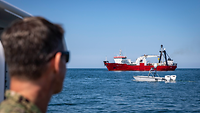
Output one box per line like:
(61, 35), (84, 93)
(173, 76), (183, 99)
(0, 17), (69, 113)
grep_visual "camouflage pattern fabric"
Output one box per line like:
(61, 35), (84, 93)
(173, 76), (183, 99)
(0, 90), (41, 113)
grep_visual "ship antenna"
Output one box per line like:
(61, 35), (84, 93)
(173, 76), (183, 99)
(119, 49), (122, 56)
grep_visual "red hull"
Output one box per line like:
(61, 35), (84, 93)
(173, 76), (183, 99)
(104, 62), (177, 71)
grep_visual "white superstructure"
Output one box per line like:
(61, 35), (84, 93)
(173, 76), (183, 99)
(113, 48), (176, 66)
(113, 50), (131, 64)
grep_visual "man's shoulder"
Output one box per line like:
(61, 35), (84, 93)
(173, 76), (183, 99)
(0, 99), (27, 113)
(0, 90), (41, 113)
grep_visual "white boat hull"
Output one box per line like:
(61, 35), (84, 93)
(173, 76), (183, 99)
(133, 75), (176, 82)
(133, 76), (166, 82)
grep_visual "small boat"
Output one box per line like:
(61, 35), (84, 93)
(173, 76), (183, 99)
(133, 64), (176, 82)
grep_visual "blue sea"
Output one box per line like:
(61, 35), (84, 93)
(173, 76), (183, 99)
(47, 68), (200, 113)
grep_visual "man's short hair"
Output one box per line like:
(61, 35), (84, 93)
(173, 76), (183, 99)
(1, 17), (64, 80)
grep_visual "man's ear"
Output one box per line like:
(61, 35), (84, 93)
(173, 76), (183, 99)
(54, 52), (62, 73)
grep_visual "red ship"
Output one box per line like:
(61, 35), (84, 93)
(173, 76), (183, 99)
(103, 45), (177, 71)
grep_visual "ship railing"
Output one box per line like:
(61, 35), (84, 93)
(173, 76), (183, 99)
(173, 63), (177, 66)
(157, 63), (166, 66)
(147, 63), (153, 66)
(156, 63), (177, 66)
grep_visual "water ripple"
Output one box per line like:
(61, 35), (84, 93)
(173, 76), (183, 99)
(48, 69), (200, 113)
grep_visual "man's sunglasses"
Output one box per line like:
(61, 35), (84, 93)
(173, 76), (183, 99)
(61, 51), (70, 63)
(46, 51), (70, 63)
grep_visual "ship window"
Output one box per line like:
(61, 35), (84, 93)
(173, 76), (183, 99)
(140, 60), (143, 62)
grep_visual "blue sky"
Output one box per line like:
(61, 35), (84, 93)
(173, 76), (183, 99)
(5, 0), (200, 68)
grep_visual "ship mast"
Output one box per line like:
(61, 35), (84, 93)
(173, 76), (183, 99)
(159, 45), (168, 66)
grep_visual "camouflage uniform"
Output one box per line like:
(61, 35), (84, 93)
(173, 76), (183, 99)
(0, 90), (41, 113)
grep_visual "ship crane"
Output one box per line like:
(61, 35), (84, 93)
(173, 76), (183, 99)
(135, 55), (159, 65)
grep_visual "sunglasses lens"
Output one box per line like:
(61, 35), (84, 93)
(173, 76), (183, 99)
(66, 53), (69, 62)
(62, 51), (70, 63)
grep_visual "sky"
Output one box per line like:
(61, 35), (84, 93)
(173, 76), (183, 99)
(5, 0), (200, 68)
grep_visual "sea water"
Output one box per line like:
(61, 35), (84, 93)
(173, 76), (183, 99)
(47, 68), (200, 113)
